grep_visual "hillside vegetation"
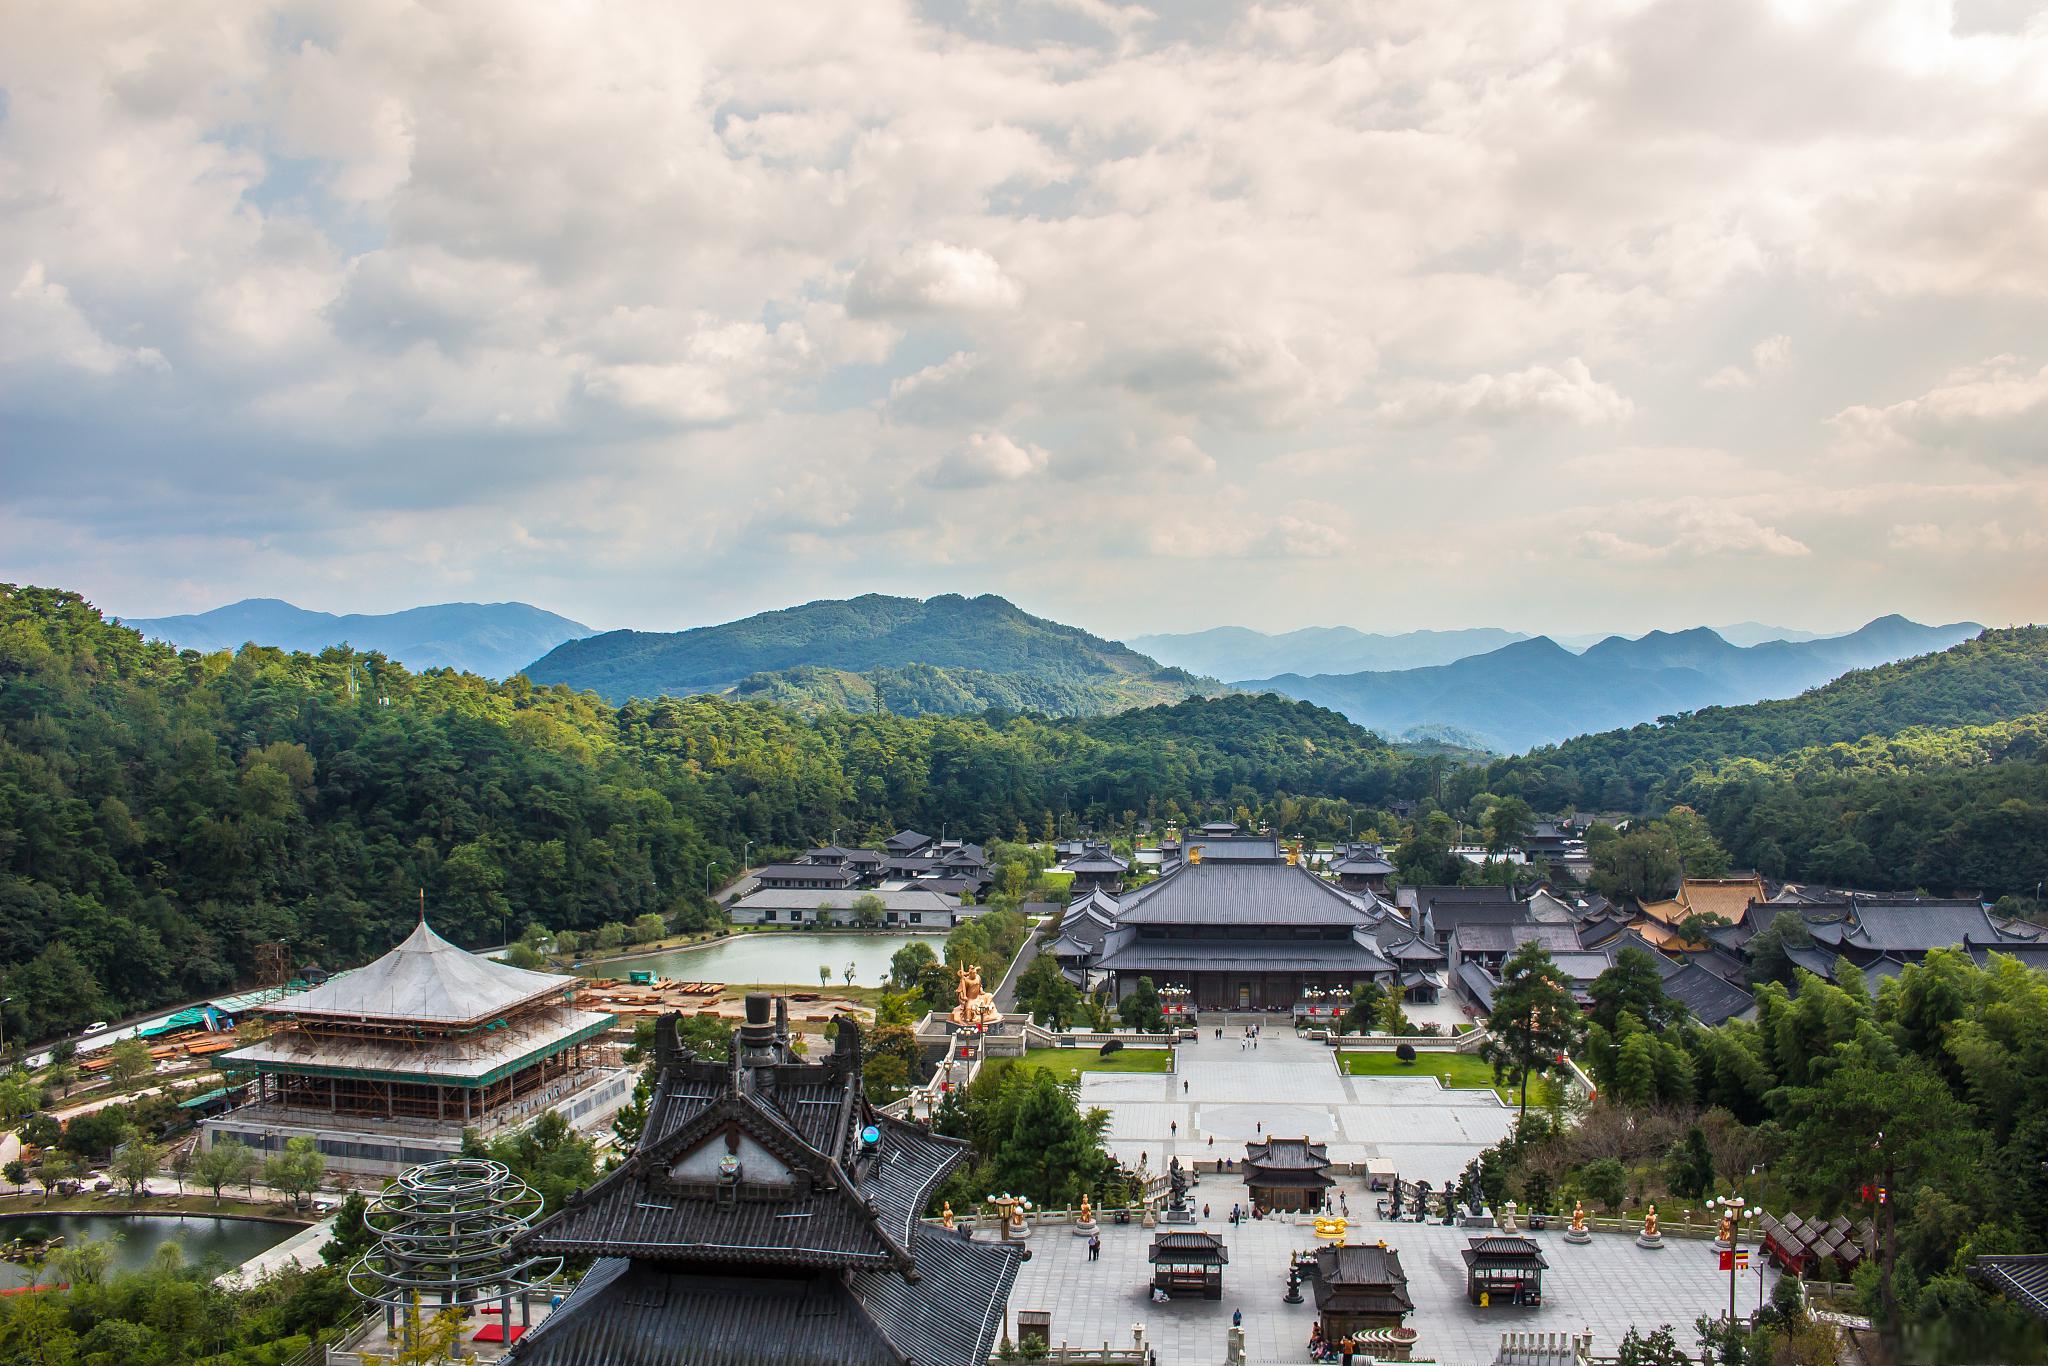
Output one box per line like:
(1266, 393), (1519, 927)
(0, 586), (1426, 1043)
(523, 592), (1208, 714)
(1466, 627), (2048, 810)
(1463, 628), (2048, 897)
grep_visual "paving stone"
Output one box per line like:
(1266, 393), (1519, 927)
(1020, 1026), (1771, 1364)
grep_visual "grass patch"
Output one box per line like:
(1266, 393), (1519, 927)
(1005, 1048), (1174, 1084)
(0, 1191), (314, 1221)
(1341, 1050), (1514, 1102)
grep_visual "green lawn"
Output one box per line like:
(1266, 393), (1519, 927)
(1341, 1050), (1514, 1102)
(1006, 1048), (1174, 1084)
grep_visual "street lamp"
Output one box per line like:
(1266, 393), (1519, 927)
(705, 863), (720, 899)
(1710, 1193), (1757, 1324)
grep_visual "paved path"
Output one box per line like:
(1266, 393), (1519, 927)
(998, 1204), (1777, 1366)
(214, 1215), (336, 1285)
(1080, 1026), (1512, 1188)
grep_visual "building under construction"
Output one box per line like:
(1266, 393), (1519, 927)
(201, 920), (632, 1176)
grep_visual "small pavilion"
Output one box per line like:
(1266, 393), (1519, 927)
(1312, 1242), (1413, 1334)
(1462, 1235), (1547, 1307)
(1245, 1136), (1335, 1213)
(1149, 1230), (1229, 1300)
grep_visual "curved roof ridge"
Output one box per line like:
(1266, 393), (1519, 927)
(264, 916), (574, 1024)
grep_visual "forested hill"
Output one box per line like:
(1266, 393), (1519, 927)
(0, 585), (1426, 1043)
(523, 592), (1209, 714)
(1460, 626), (2048, 813)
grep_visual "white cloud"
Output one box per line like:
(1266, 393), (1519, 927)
(2, 0), (2046, 632)
(1376, 359), (1632, 427)
(847, 243), (1025, 318)
(1829, 356), (2048, 464)
(931, 431), (1050, 489)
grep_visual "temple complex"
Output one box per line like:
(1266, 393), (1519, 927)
(1092, 843), (1440, 1011)
(203, 919), (630, 1175)
(506, 996), (1020, 1366)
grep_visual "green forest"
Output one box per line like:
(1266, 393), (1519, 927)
(1455, 628), (2048, 899)
(524, 590), (1210, 714)
(0, 586), (1436, 1043)
(1478, 943), (2048, 1362)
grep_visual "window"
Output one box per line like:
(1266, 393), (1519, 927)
(763, 910), (776, 922)
(910, 913), (922, 924)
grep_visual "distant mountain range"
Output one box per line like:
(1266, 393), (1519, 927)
(1244, 615), (1984, 752)
(523, 593), (1213, 715)
(119, 598), (593, 679)
(1131, 625), (1530, 679)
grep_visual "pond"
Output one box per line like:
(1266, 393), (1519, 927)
(0, 1212), (300, 1288)
(577, 931), (946, 989)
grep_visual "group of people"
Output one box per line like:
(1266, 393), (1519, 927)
(1210, 1023), (1265, 1050)
(1307, 1321), (1362, 1364)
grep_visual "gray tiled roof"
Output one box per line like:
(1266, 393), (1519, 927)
(1115, 860), (1372, 927)
(1096, 936), (1395, 975)
(1660, 963), (1754, 1026)
(855, 1231), (1021, 1366)
(508, 1259), (903, 1366)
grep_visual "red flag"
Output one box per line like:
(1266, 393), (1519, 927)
(1719, 1250), (1734, 1271)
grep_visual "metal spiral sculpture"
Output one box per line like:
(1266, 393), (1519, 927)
(348, 1158), (561, 1317)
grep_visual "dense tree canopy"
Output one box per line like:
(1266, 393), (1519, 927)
(0, 586), (1448, 1043)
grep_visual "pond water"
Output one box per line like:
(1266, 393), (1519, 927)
(577, 932), (945, 989)
(0, 1212), (299, 1288)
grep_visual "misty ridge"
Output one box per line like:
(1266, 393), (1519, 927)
(122, 591), (1982, 752)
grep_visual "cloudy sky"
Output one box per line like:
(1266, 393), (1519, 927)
(4, 0), (2047, 640)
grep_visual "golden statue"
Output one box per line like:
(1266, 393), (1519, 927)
(1716, 1208), (1735, 1246)
(1643, 1204), (1659, 1237)
(949, 963), (999, 1027)
(941, 1201), (955, 1231)
(1570, 1200), (1586, 1235)
(1079, 1193), (1093, 1222)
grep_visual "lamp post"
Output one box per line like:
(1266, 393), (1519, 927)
(705, 863), (720, 899)
(1711, 1194), (1755, 1325)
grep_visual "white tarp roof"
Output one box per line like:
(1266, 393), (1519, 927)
(266, 920), (574, 1024)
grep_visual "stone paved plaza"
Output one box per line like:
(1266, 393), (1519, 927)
(997, 1206), (1777, 1366)
(1007, 1022), (1777, 1364)
(1082, 1022), (1515, 1191)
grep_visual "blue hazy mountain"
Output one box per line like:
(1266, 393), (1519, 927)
(120, 598), (593, 679)
(1244, 615), (1983, 753)
(1129, 625), (1529, 679)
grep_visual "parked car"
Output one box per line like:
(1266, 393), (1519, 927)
(83, 1021), (110, 1035)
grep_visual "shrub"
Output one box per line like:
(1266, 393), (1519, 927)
(1099, 1040), (1124, 1057)
(1395, 1043), (1417, 1064)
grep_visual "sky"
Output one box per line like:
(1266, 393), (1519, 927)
(4, 0), (2047, 641)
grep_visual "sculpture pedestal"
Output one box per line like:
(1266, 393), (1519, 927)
(1161, 1207), (1195, 1225)
(1563, 1226), (1591, 1245)
(1635, 1231), (1664, 1250)
(1073, 1218), (1098, 1239)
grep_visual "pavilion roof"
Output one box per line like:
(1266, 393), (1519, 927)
(262, 920), (573, 1026)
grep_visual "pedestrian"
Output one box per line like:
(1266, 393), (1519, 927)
(1183, 1080), (1189, 1095)
(1208, 1136), (1214, 1148)
(1203, 1203), (1211, 1218)
(1170, 1120), (1178, 1138)
(1341, 1335), (1355, 1366)
(1256, 1121), (1262, 1134)
(1232, 1308), (1242, 1328)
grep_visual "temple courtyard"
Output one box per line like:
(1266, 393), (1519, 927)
(998, 1206), (1779, 1366)
(1080, 1021), (1515, 1191)
(996, 1021), (1777, 1363)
